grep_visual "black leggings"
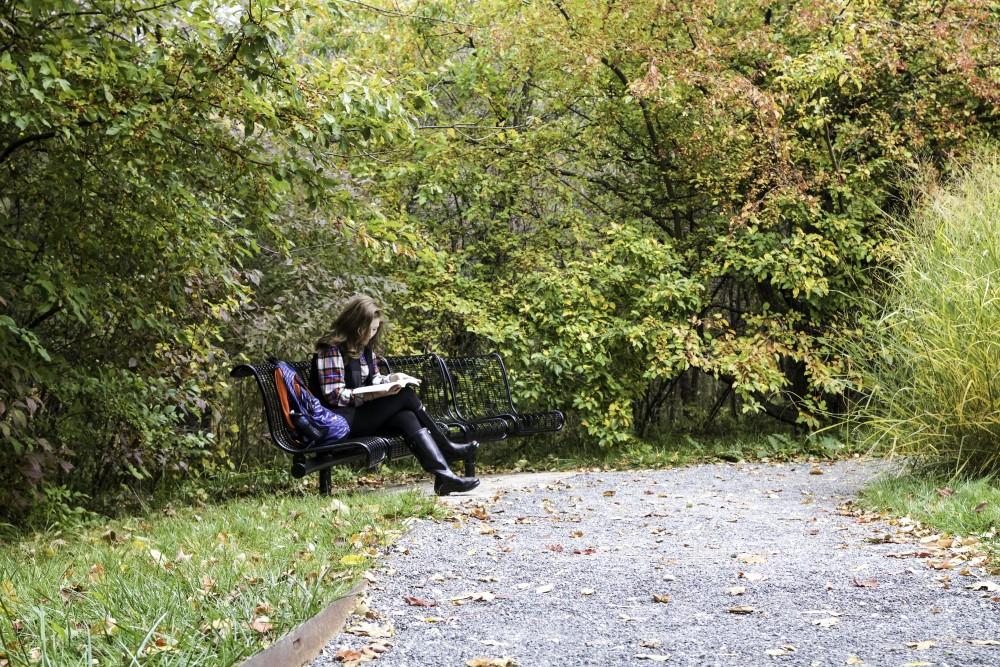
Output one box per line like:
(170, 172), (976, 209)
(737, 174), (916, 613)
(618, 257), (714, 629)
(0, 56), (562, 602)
(348, 387), (431, 440)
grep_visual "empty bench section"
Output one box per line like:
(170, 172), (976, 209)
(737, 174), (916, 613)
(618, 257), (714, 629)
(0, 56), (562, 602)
(443, 353), (565, 438)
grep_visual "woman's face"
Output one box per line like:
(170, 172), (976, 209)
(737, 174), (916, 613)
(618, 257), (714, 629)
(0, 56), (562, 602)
(362, 318), (381, 345)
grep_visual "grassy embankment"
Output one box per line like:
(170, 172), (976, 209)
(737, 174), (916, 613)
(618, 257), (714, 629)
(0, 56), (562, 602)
(0, 484), (437, 667)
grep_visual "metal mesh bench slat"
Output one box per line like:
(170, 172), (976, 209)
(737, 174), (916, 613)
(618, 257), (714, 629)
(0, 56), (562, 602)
(443, 353), (565, 438)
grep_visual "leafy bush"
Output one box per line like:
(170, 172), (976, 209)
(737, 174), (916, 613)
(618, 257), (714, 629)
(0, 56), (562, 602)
(849, 149), (1000, 474)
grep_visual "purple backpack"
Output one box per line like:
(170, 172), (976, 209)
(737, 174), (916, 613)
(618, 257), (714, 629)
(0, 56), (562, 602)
(273, 360), (350, 446)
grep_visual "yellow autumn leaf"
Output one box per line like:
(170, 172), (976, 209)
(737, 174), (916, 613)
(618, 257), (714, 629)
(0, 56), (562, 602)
(340, 554), (367, 566)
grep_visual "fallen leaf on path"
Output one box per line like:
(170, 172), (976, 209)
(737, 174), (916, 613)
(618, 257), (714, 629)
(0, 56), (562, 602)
(736, 554), (766, 564)
(465, 658), (516, 667)
(403, 596), (436, 607)
(970, 639), (1000, 646)
(812, 617), (839, 628)
(738, 572), (767, 583)
(903, 662), (932, 667)
(573, 547), (596, 555)
(603, 490), (616, 497)
(469, 506), (490, 521)
(635, 654), (670, 662)
(852, 577), (879, 588)
(766, 645), (796, 656)
(641, 640), (662, 648)
(346, 622), (394, 638)
(652, 594), (670, 603)
(335, 648), (364, 663)
(368, 641), (391, 654)
(546, 544), (563, 552)
(727, 606), (755, 614)
(581, 588), (595, 596)
(907, 641), (936, 650)
(967, 581), (1000, 592)
(570, 530), (584, 538)
(846, 656), (864, 665)
(726, 586), (746, 596)
(535, 583), (554, 594)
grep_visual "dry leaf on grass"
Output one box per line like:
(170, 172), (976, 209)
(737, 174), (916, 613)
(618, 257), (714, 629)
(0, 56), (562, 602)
(249, 616), (272, 634)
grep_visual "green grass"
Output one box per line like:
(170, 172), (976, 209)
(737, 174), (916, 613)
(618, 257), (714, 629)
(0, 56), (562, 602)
(858, 471), (1000, 561)
(0, 488), (437, 667)
(848, 148), (1000, 475)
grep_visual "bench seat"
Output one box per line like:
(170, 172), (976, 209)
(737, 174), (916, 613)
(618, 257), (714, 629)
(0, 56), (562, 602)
(232, 352), (564, 493)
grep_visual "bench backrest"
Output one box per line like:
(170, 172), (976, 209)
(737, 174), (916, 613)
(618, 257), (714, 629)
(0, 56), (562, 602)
(232, 354), (455, 454)
(231, 358), (311, 454)
(378, 354), (456, 422)
(442, 352), (517, 423)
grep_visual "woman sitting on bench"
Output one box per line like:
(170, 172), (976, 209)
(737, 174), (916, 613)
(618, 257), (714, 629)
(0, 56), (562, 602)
(313, 295), (480, 496)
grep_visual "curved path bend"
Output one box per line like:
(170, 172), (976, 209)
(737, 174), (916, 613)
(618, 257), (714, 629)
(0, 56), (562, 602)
(312, 460), (1000, 667)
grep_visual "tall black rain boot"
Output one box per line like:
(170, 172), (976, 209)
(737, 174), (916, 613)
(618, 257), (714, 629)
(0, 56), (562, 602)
(408, 428), (480, 496)
(416, 408), (479, 477)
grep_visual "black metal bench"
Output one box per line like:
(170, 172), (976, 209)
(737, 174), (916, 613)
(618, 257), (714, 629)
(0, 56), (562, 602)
(443, 353), (565, 437)
(231, 352), (564, 493)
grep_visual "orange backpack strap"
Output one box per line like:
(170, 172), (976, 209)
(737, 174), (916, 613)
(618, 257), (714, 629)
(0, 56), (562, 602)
(274, 367), (295, 430)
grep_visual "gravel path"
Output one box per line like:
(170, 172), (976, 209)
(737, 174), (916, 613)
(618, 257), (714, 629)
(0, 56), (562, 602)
(311, 460), (1000, 667)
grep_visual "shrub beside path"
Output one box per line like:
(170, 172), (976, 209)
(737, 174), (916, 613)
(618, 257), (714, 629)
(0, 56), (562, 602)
(311, 461), (1000, 667)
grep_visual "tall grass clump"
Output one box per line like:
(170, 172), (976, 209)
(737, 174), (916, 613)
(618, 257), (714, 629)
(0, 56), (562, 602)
(850, 149), (1000, 475)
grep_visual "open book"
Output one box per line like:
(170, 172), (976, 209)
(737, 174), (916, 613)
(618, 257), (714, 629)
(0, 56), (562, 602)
(351, 373), (422, 397)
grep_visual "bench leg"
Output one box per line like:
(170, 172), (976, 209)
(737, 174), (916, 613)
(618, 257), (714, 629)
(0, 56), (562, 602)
(318, 468), (332, 495)
(464, 455), (476, 478)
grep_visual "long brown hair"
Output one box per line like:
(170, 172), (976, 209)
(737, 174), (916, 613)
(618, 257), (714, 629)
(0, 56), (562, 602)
(315, 295), (385, 357)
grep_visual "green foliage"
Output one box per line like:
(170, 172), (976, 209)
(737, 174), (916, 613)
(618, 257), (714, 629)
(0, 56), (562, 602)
(330, 0), (999, 446)
(3, 0), (1000, 520)
(847, 148), (1000, 475)
(0, 0), (420, 523)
